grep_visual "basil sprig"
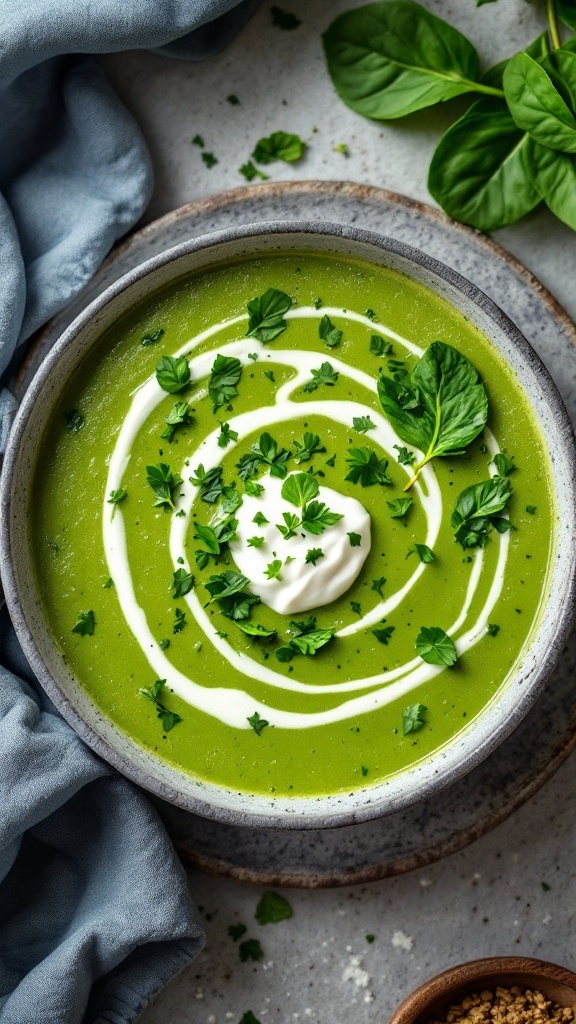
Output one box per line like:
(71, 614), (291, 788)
(451, 477), (513, 549)
(378, 341), (488, 489)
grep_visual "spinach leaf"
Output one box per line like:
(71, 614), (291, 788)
(415, 626), (458, 666)
(557, 0), (576, 30)
(322, 1), (495, 120)
(377, 341), (488, 488)
(319, 314), (342, 348)
(428, 98), (541, 231)
(451, 476), (513, 548)
(528, 140), (576, 230)
(246, 288), (292, 343)
(155, 354), (190, 394)
(503, 52), (576, 153)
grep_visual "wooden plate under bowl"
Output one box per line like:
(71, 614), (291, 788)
(389, 957), (576, 1024)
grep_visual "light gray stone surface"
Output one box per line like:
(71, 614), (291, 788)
(97, 1), (576, 1020)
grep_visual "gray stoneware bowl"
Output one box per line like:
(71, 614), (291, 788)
(2, 222), (576, 830)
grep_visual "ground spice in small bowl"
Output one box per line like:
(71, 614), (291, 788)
(429, 986), (576, 1024)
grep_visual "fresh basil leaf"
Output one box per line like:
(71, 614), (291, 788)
(237, 622), (277, 638)
(407, 543), (435, 563)
(209, 354), (242, 411)
(558, 0), (576, 29)
(428, 98), (540, 231)
(319, 314), (343, 348)
(246, 288), (292, 343)
(503, 51), (576, 154)
(247, 711), (269, 735)
(194, 522), (221, 554)
(403, 702), (427, 735)
(281, 472), (320, 507)
(451, 476), (513, 548)
(527, 136), (576, 231)
(323, 0), (486, 121)
(415, 626), (458, 666)
(146, 463), (183, 511)
(155, 354), (191, 394)
(72, 610), (95, 637)
(237, 431), (291, 480)
(493, 452), (516, 476)
(293, 432), (326, 463)
(370, 334), (392, 356)
(378, 341), (488, 487)
(252, 131), (306, 164)
(171, 568), (194, 598)
(387, 497), (413, 519)
(141, 328), (165, 346)
(303, 361), (339, 392)
(372, 625), (395, 645)
(345, 446), (391, 486)
(479, 33), (550, 91)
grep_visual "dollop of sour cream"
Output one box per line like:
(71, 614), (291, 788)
(229, 474), (371, 615)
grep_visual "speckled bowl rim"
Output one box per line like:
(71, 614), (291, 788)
(2, 220), (576, 831)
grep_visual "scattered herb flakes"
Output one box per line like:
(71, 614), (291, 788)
(228, 923), (247, 941)
(218, 421), (239, 448)
(293, 431), (326, 463)
(239, 160), (269, 182)
(265, 558), (283, 581)
(107, 488), (127, 506)
(239, 938), (264, 962)
(346, 446), (391, 487)
(347, 531), (362, 546)
(361, 766), (369, 777)
(276, 646), (294, 663)
(141, 328), (165, 346)
(246, 288), (292, 343)
(325, 454), (336, 467)
(369, 334), (392, 357)
(334, 142), (349, 155)
(394, 444), (415, 465)
(173, 608), (187, 634)
(541, 881), (551, 892)
(201, 151), (218, 169)
(403, 702), (428, 736)
(407, 543), (435, 563)
(247, 535), (265, 548)
(526, 504), (537, 515)
(103, 577), (114, 589)
(239, 1014), (262, 1024)
(209, 353), (242, 411)
(353, 415), (376, 434)
(255, 890), (293, 924)
(247, 711), (270, 736)
(271, 5), (301, 30)
(253, 511), (269, 526)
(252, 130), (306, 164)
(227, 94), (240, 105)
(451, 476), (513, 549)
(146, 463), (184, 511)
(365, 308), (377, 320)
(493, 452), (516, 476)
(415, 626), (458, 666)
(162, 400), (192, 442)
(366, 933), (376, 943)
(313, 297), (323, 309)
(171, 568), (194, 599)
(155, 354), (190, 394)
(305, 547), (324, 565)
(387, 495), (409, 520)
(372, 625), (395, 645)
(65, 409), (84, 432)
(72, 610), (95, 637)
(372, 577), (386, 597)
(303, 361), (338, 392)
(487, 622), (501, 636)
(189, 464), (223, 504)
(192, 134), (204, 147)
(351, 601), (362, 616)
(237, 431), (291, 480)
(246, 480), (265, 497)
(139, 678), (182, 732)
(319, 313), (343, 348)
(159, 638), (170, 650)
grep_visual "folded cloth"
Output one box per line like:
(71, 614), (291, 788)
(0, 1), (259, 1021)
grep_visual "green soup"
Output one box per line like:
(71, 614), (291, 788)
(31, 252), (555, 798)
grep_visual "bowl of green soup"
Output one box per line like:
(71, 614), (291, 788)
(2, 222), (575, 828)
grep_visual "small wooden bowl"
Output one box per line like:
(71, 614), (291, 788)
(389, 957), (576, 1024)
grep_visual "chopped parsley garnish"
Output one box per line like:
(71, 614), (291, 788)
(155, 354), (190, 394)
(271, 5), (301, 29)
(347, 532), (362, 546)
(264, 370), (275, 383)
(407, 543), (435, 563)
(72, 610), (95, 637)
(277, 512), (300, 540)
(227, 94), (240, 106)
(228, 923), (247, 941)
(487, 623), (501, 636)
(162, 400), (192, 442)
(247, 711), (270, 736)
(194, 521), (224, 565)
(526, 505), (537, 515)
(305, 547), (324, 565)
(189, 464), (223, 503)
(415, 626), (458, 666)
(265, 559), (283, 581)
(205, 571), (260, 620)
(353, 416), (376, 434)
(173, 608), (187, 634)
(237, 431), (291, 480)
(366, 933), (375, 942)
(369, 334), (392, 357)
(351, 601), (362, 616)
(247, 535), (265, 548)
(387, 495), (409, 520)
(139, 678), (182, 732)
(209, 354), (242, 411)
(319, 314), (342, 348)
(103, 577), (114, 589)
(303, 361), (338, 392)
(107, 488), (127, 506)
(451, 477), (513, 549)
(252, 131), (306, 164)
(365, 308), (377, 320)
(159, 638), (170, 650)
(281, 471), (319, 507)
(313, 297), (323, 309)
(192, 134), (204, 147)
(253, 511), (269, 526)
(345, 447), (391, 487)
(146, 463), (183, 511)
(325, 454), (336, 467)
(171, 568), (194, 598)
(237, 622), (277, 639)
(334, 142), (349, 155)
(293, 432), (325, 463)
(255, 890), (293, 924)
(372, 625), (395, 645)
(289, 628), (335, 656)
(239, 160), (269, 182)
(201, 151), (218, 169)
(239, 1013), (261, 1024)
(246, 288), (292, 343)
(403, 703), (427, 736)
(372, 577), (386, 597)
(361, 767), (369, 778)
(493, 452), (516, 476)
(140, 328), (164, 346)
(218, 422), (239, 448)
(394, 444), (415, 466)
(301, 500), (343, 535)
(65, 409), (84, 432)
(239, 938), (264, 962)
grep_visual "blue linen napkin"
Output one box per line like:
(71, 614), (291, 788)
(0, 2), (258, 1021)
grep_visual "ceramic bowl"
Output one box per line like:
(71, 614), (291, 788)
(389, 957), (576, 1024)
(2, 221), (576, 829)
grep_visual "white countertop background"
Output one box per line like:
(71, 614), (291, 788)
(98, 2), (576, 1019)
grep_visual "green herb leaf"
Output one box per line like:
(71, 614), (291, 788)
(487, 622), (501, 636)
(192, 134), (204, 147)
(415, 626), (458, 666)
(208, 354), (242, 411)
(394, 445), (415, 465)
(237, 622), (277, 638)
(319, 314), (343, 348)
(218, 422), (239, 448)
(228, 923), (247, 941)
(403, 702), (428, 735)
(141, 328), (165, 346)
(65, 409), (84, 432)
(227, 94), (240, 105)
(237, 431), (291, 480)
(451, 476), (513, 548)
(239, 938), (264, 962)
(276, 646), (294, 662)
(146, 463), (183, 511)
(189, 464), (223, 503)
(171, 568), (194, 598)
(346, 532), (361, 548)
(72, 610), (95, 637)
(378, 341), (488, 487)
(407, 543), (435, 563)
(247, 535), (265, 548)
(194, 522), (221, 555)
(255, 890), (293, 924)
(493, 452), (516, 476)
(527, 134), (576, 232)
(161, 400), (192, 442)
(247, 711), (270, 736)
(323, 1), (485, 121)
(103, 577), (114, 589)
(503, 51), (576, 154)
(371, 577), (386, 597)
(201, 152), (218, 169)
(281, 471), (320, 507)
(205, 571), (260, 620)
(253, 511), (269, 526)
(271, 5), (301, 30)
(290, 628), (335, 655)
(372, 625), (395, 645)
(301, 500), (344, 535)
(107, 488), (127, 506)
(173, 608), (187, 634)
(239, 160), (270, 181)
(293, 432), (326, 463)
(276, 512), (300, 540)
(305, 547), (324, 565)
(387, 497), (413, 519)
(303, 361), (338, 392)
(370, 334), (392, 357)
(353, 415), (376, 434)
(526, 504), (537, 515)
(155, 354), (191, 394)
(159, 638), (170, 650)
(140, 678), (182, 732)
(345, 446), (391, 487)
(239, 1013), (262, 1024)
(246, 288), (293, 343)
(351, 600), (362, 616)
(265, 559), (283, 581)
(245, 481), (265, 498)
(252, 131), (306, 164)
